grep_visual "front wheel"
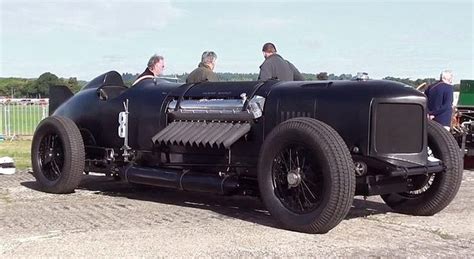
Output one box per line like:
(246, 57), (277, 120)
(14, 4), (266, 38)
(31, 116), (85, 193)
(258, 117), (355, 234)
(381, 120), (463, 215)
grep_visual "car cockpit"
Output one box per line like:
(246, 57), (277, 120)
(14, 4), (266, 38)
(95, 71), (128, 101)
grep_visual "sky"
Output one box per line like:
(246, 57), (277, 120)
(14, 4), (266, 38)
(0, 0), (473, 83)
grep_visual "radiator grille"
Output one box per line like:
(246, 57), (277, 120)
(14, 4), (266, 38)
(375, 103), (423, 153)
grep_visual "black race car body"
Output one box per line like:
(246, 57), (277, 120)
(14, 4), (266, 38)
(33, 71), (463, 233)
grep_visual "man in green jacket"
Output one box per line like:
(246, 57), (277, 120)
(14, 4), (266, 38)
(186, 51), (219, 83)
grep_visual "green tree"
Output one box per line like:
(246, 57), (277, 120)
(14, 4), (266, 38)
(122, 72), (140, 86)
(0, 78), (31, 97)
(22, 80), (36, 97)
(29, 72), (60, 97)
(64, 77), (81, 93)
(383, 76), (437, 89)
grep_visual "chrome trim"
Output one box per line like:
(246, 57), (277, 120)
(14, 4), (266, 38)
(167, 95), (265, 119)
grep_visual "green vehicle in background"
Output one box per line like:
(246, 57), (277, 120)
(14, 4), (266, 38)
(456, 80), (474, 108)
(452, 80), (474, 164)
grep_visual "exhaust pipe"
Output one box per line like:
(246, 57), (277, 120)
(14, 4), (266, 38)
(121, 165), (240, 195)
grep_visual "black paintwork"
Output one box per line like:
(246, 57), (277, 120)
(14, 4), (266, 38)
(52, 71), (433, 195)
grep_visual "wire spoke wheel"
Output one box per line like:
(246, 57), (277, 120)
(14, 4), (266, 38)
(403, 174), (435, 197)
(258, 117), (355, 234)
(381, 120), (463, 215)
(272, 145), (323, 214)
(401, 146), (437, 197)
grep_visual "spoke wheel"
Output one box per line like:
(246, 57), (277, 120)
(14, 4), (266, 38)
(258, 117), (355, 234)
(381, 120), (463, 215)
(38, 133), (64, 181)
(272, 145), (323, 214)
(32, 116), (85, 193)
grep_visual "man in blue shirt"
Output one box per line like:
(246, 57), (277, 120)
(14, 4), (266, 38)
(424, 70), (454, 130)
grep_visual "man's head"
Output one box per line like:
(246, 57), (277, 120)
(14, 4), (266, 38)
(262, 42), (277, 58)
(317, 72), (329, 80)
(147, 54), (165, 76)
(201, 51), (217, 70)
(440, 70), (454, 85)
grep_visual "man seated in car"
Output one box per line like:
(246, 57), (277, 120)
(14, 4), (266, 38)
(133, 54), (165, 86)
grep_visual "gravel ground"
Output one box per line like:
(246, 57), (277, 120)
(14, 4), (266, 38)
(1, 170), (473, 257)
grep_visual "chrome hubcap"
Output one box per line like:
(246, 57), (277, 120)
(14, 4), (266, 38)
(287, 168), (302, 188)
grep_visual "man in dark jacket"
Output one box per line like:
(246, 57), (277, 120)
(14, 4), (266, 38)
(258, 42), (304, 81)
(186, 51), (218, 83)
(424, 70), (454, 130)
(133, 54), (165, 86)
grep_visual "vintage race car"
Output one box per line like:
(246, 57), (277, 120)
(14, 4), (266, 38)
(32, 71), (463, 233)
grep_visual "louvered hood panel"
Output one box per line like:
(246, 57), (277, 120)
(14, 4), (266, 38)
(152, 121), (251, 149)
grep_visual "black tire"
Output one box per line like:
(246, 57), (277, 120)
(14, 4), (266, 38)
(381, 120), (463, 215)
(31, 116), (85, 193)
(258, 117), (355, 233)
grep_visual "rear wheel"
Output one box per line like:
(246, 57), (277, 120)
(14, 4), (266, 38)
(258, 118), (355, 233)
(31, 116), (85, 193)
(381, 120), (463, 215)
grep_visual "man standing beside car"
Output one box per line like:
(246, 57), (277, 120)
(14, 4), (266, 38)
(258, 42), (304, 81)
(132, 54), (165, 86)
(424, 70), (454, 130)
(186, 51), (219, 83)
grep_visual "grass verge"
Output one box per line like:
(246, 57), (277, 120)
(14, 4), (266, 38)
(0, 140), (32, 170)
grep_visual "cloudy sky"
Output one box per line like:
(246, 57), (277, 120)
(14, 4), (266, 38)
(0, 0), (473, 83)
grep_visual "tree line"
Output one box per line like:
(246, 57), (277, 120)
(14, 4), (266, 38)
(0, 72), (85, 98)
(0, 71), (456, 98)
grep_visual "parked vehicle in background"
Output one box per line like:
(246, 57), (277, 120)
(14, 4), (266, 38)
(38, 99), (48, 106)
(0, 97), (9, 105)
(452, 80), (474, 165)
(19, 99), (34, 105)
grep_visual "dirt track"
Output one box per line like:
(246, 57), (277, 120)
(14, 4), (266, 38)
(1, 170), (473, 257)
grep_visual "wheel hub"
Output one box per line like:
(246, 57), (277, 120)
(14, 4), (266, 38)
(354, 161), (367, 176)
(44, 150), (54, 163)
(287, 168), (302, 188)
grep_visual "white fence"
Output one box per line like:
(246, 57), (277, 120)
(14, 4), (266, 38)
(0, 99), (49, 139)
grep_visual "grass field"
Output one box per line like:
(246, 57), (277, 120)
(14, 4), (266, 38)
(0, 140), (31, 170)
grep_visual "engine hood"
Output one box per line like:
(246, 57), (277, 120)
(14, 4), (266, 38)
(163, 79), (423, 101)
(165, 81), (272, 100)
